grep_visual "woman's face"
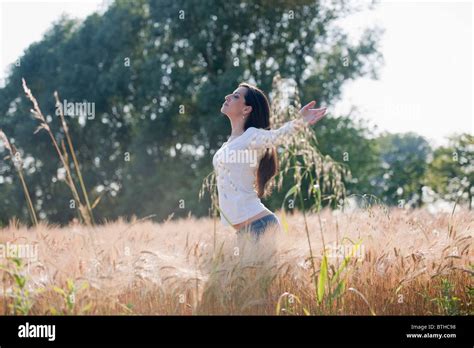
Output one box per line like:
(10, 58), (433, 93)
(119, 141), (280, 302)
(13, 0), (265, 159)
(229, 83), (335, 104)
(220, 86), (252, 120)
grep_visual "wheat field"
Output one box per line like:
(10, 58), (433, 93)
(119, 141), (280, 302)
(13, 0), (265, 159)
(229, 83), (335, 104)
(0, 206), (472, 315)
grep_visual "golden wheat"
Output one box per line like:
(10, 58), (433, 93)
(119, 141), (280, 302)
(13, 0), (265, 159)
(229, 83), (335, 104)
(0, 206), (472, 315)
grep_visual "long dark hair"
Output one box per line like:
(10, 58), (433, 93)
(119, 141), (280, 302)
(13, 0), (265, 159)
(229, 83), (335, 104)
(239, 82), (278, 199)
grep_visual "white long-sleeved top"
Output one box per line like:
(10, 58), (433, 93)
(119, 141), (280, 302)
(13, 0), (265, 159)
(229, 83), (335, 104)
(212, 118), (307, 227)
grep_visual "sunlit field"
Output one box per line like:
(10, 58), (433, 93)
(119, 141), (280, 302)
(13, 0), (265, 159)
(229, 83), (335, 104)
(1, 205), (472, 315)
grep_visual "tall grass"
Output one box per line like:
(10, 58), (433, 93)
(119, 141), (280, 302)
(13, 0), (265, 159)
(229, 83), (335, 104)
(53, 91), (96, 224)
(0, 206), (471, 315)
(0, 130), (38, 226)
(21, 79), (95, 225)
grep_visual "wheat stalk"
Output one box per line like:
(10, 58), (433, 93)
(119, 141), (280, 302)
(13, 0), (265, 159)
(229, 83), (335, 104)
(0, 129), (38, 226)
(21, 78), (92, 225)
(54, 90), (95, 225)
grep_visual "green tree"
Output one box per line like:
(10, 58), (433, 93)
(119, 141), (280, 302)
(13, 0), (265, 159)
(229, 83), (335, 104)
(373, 132), (432, 207)
(426, 133), (473, 210)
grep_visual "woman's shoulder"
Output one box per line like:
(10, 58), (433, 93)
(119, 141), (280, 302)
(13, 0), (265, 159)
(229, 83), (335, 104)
(242, 127), (262, 141)
(239, 127), (259, 138)
(245, 126), (266, 133)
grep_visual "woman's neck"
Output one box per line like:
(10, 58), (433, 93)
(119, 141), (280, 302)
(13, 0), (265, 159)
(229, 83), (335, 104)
(230, 118), (246, 137)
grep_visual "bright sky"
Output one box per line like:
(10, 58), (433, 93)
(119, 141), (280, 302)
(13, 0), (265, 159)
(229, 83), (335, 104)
(0, 0), (472, 148)
(334, 0), (473, 148)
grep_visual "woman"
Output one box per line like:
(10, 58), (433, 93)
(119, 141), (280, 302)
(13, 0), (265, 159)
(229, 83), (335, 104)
(212, 82), (327, 240)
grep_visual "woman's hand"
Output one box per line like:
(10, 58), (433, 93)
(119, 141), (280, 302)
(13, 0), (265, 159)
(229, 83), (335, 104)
(299, 100), (327, 125)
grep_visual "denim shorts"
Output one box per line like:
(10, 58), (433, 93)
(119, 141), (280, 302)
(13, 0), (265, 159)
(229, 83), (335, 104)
(236, 213), (281, 240)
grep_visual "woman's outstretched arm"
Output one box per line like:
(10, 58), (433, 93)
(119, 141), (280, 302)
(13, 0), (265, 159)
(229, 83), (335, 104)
(247, 101), (327, 149)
